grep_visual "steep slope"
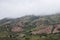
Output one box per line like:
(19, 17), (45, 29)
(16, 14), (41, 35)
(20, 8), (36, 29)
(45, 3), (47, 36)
(31, 14), (60, 34)
(0, 14), (60, 37)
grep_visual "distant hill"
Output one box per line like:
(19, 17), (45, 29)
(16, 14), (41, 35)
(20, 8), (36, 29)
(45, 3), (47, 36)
(0, 13), (60, 39)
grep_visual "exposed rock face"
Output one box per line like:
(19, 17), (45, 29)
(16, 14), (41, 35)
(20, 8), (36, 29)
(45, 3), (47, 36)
(11, 27), (23, 32)
(11, 21), (25, 32)
(32, 25), (53, 34)
(32, 24), (60, 35)
(53, 24), (60, 33)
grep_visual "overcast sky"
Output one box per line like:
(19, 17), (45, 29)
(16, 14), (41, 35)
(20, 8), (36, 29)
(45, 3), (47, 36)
(0, 0), (60, 19)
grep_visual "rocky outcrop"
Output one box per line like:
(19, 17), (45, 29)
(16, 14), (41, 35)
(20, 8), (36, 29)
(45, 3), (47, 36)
(11, 27), (23, 32)
(11, 21), (25, 32)
(32, 24), (60, 34)
(32, 25), (53, 34)
(53, 24), (60, 33)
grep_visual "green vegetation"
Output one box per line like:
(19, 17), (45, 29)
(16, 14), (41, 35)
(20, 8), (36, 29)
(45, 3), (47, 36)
(0, 14), (60, 40)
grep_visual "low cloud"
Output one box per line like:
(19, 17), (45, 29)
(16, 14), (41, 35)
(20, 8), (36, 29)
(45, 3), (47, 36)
(0, 0), (60, 18)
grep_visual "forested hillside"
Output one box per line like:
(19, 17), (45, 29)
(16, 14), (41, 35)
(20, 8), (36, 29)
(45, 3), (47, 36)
(0, 14), (60, 40)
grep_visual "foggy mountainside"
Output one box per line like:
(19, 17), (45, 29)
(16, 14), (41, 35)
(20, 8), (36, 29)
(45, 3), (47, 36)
(0, 13), (60, 40)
